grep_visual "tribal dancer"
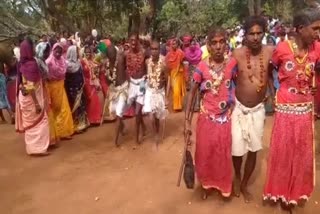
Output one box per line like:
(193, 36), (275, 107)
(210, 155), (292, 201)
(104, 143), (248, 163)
(185, 28), (234, 200)
(263, 9), (320, 209)
(232, 16), (274, 203)
(126, 32), (147, 144)
(110, 47), (129, 147)
(143, 40), (169, 144)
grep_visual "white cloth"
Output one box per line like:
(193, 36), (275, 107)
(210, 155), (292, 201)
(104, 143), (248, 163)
(231, 98), (265, 156)
(143, 86), (168, 119)
(128, 76), (146, 105)
(109, 81), (129, 117)
(13, 47), (20, 62)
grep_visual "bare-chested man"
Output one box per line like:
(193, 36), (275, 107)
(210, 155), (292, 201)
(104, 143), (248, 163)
(110, 44), (129, 146)
(143, 40), (169, 144)
(125, 32), (147, 144)
(232, 16), (274, 203)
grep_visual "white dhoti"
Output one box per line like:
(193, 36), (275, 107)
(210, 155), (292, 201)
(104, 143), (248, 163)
(128, 77), (146, 105)
(231, 98), (265, 156)
(109, 81), (129, 118)
(143, 86), (168, 120)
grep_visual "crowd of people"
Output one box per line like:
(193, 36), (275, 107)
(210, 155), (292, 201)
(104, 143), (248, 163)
(1, 7), (320, 212)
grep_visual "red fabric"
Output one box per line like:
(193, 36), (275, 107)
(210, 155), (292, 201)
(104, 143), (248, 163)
(272, 41), (318, 104)
(98, 63), (109, 96)
(166, 49), (184, 70)
(315, 73), (320, 116)
(264, 41), (318, 203)
(81, 59), (103, 124)
(193, 58), (236, 116)
(195, 114), (232, 195)
(193, 58), (236, 195)
(264, 112), (314, 202)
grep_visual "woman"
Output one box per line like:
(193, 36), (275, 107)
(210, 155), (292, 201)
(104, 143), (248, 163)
(263, 10), (320, 208)
(166, 39), (186, 111)
(65, 45), (89, 132)
(81, 45), (104, 125)
(15, 39), (50, 156)
(46, 43), (74, 139)
(35, 42), (59, 145)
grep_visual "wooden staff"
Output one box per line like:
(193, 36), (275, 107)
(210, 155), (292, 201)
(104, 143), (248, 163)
(312, 71), (316, 186)
(177, 93), (196, 187)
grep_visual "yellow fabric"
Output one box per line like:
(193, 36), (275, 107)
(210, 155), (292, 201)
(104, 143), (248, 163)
(47, 80), (74, 138)
(201, 45), (209, 60)
(170, 66), (186, 111)
(43, 83), (59, 144)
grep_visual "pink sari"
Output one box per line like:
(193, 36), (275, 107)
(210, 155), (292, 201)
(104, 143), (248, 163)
(16, 79), (50, 155)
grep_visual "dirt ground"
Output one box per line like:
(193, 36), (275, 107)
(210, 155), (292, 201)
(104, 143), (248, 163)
(0, 112), (320, 214)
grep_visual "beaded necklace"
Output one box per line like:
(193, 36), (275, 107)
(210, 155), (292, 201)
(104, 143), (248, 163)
(147, 56), (164, 89)
(246, 47), (265, 93)
(204, 56), (227, 95)
(105, 58), (117, 85)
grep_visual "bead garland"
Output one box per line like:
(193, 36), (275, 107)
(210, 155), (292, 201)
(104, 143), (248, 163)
(246, 47), (265, 93)
(147, 56), (164, 89)
(205, 56), (227, 95)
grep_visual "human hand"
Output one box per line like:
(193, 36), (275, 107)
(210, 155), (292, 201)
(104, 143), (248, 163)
(311, 86), (317, 96)
(35, 104), (42, 114)
(184, 120), (192, 137)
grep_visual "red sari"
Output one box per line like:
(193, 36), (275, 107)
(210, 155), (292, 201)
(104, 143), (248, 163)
(263, 41), (318, 204)
(192, 58), (236, 197)
(81, 58), (104, 124)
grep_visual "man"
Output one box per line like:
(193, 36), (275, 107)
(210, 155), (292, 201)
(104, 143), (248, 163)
(166, 38), (186, 111)
(232, 16), (274, 203)
(143, 40), (169, 144)
(126, 32), (147, 144)
(185, 27), (235, 200)
(264, 9), (320, 210)
(110, 46), (129, 147)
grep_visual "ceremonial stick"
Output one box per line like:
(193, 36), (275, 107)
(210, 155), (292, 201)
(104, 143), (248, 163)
(312, 72), (316, 187)
(177, 94), (196, 187)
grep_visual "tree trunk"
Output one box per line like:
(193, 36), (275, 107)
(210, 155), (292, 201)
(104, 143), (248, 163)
(255, 0), (262, 15)
(248, 0), (255, 15)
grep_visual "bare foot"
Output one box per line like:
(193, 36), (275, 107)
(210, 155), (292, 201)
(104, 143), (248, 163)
(202, 188), (209, 200)
(280, 202), (294, 213)
(61, 136), (72, 140)
(240, 186), (253, 203)
(155, 134), (160, 145)
(30, 152), (50, 157)
(48, 144), (59, 150)
(233, 178), (241, 197)
(298, 198), (307, 207)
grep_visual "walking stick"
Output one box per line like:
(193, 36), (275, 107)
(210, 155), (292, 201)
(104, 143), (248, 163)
(177, 95), (196, 187)
(312, 72), (316, 186)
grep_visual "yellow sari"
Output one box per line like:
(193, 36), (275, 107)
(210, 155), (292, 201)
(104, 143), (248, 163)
(166, 48), (186, 111)
(47, 80), (74, 138)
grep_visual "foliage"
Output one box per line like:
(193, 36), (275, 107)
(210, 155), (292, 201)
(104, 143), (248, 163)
(0, 0), (318, 42)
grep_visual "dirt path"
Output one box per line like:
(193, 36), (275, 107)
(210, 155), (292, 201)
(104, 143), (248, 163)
(0, 113), (319, 214)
